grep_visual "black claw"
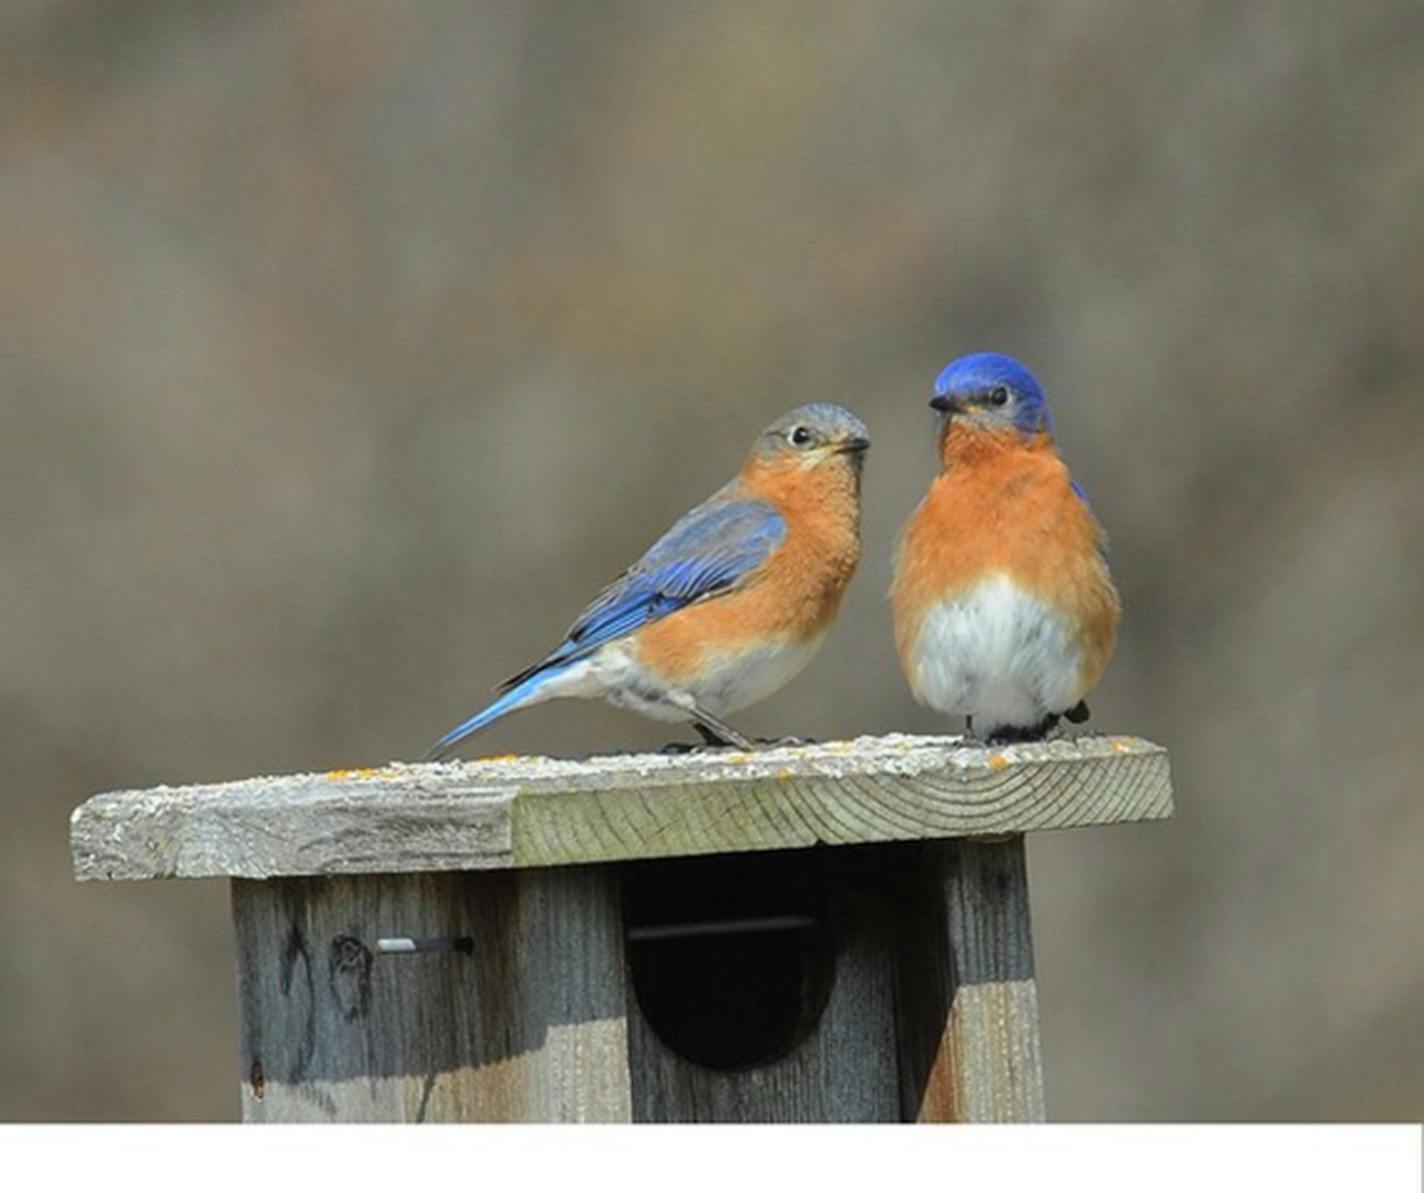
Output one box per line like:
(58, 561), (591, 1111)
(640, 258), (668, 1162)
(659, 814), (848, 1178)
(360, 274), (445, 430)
(1064, 700), (1091, 724)
(660, 741), (699, 755)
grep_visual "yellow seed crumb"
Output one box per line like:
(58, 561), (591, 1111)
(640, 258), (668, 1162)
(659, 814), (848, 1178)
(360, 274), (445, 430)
(325, 766), (390, 781)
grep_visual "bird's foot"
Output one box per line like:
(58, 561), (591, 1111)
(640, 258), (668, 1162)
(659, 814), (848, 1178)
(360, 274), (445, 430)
(755, 734), (816, 748)
(1064, 700), (1091, 725)
(660, 740), (701, 755)
(985, 713), (1062, 745)
(661, 726), (743, 754)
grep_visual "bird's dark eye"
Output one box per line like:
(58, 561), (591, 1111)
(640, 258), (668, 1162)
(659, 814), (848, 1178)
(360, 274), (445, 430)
(988, 385), (1010, 407)
(790, 426), (814, 447)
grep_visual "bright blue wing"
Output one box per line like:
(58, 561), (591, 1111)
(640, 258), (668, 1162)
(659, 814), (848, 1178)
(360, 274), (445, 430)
(500, 491), (786, 691)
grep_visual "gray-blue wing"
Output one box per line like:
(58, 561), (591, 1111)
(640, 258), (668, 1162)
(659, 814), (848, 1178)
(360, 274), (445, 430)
(500, 493), (787, 690)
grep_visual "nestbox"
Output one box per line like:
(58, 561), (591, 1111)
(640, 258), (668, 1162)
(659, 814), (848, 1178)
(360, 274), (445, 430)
(70, 734), (1171, 1122)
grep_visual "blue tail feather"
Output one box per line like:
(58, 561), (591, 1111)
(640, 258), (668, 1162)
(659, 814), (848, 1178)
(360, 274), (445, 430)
(425, 666), (566, 760)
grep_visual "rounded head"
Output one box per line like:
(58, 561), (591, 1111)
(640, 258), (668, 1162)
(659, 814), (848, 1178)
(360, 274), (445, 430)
(930, 352), (1052, 435)
(754, 402), (871, 463)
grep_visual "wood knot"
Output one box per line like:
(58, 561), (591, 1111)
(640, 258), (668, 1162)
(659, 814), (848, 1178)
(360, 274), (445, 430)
(328, 935), (373, 1022)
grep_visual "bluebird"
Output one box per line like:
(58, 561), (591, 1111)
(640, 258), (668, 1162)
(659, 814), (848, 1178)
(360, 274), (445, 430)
(428, 404), (870, 758)
(890, 353), (1119, 742)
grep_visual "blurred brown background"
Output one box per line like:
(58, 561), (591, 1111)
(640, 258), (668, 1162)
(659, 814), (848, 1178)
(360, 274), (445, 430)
(4, 0), (1422, 1121)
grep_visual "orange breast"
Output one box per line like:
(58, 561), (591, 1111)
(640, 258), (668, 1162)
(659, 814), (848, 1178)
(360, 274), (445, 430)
(635, 457), (862, 682)
(890, 425), (1119, 692)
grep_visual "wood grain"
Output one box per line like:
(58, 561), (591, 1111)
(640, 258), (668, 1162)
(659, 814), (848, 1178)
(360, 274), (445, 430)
(232, 868), (631, 1122)
(933, 839), (1045, 1122)
(76, 737), (1161, 1122)
(72, 734), (1171, 881)
(869, 838), (1045, 1122)
(223, 838), (1053, 1121)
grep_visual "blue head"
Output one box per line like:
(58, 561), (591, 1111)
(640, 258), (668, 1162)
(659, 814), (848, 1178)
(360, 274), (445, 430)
(929, 353), (1053, 436)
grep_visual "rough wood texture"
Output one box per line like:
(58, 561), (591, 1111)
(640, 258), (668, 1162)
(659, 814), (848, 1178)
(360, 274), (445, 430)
(232, 868), (631, 1122)
(886, 840), (1046, 1122)
(72, 734), (1171, 881)
(73, 735), (1167, 1122)
(226, 840), (1044, 1122)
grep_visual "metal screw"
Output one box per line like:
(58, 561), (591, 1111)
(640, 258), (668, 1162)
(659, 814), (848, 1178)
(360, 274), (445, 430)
(376, 935), (474, 955)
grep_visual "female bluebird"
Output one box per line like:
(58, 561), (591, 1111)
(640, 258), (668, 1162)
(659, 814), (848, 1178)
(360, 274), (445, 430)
(428, 404), (871, 758)
(890, 353), (1119, 742)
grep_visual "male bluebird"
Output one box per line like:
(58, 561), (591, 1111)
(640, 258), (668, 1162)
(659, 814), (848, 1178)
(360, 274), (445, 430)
(428, 404), (871, 758)
(890, 353), (1119, 742)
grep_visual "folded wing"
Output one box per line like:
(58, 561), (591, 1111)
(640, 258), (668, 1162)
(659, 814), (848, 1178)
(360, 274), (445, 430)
(501, 491), (787, 690)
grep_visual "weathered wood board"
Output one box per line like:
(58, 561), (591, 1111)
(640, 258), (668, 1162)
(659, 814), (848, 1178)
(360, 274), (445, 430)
(71, 733), (1172, 1124)
(71, 734), (1171, 881)
(226, 839), (1046, 1123)
(232, 868), (632, 1123)
(888, 840), (1045, 1121)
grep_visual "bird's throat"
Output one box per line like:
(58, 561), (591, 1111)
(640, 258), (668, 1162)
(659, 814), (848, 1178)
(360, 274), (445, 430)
(939, 422), (1051, 470)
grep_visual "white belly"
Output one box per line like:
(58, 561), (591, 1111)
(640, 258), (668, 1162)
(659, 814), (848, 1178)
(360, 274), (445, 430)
(909, 574), (1083, 733)
(680, 634), (827, 716)
(539, 635), (825, 722)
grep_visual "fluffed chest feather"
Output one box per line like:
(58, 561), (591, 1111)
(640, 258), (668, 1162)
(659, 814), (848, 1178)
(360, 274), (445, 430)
(905, 574), (1085, 729)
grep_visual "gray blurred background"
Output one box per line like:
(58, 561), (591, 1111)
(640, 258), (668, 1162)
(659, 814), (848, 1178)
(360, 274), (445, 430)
(4, 0), (1421, 1121)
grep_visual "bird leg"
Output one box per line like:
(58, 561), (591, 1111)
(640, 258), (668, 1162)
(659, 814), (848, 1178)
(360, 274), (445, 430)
(688, 707), (757, 751)
(658, 722), (731, 754)
(695, 721), (733, 747)
(1064, 699), (1091, 724)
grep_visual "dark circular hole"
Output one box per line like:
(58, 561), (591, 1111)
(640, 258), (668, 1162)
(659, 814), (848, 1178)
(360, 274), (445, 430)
(624, 850), (836, 1071)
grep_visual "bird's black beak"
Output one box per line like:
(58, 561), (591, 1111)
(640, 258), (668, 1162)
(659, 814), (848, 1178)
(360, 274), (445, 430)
(839, 435), (871, 454)
(929, 393), (960, 414)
